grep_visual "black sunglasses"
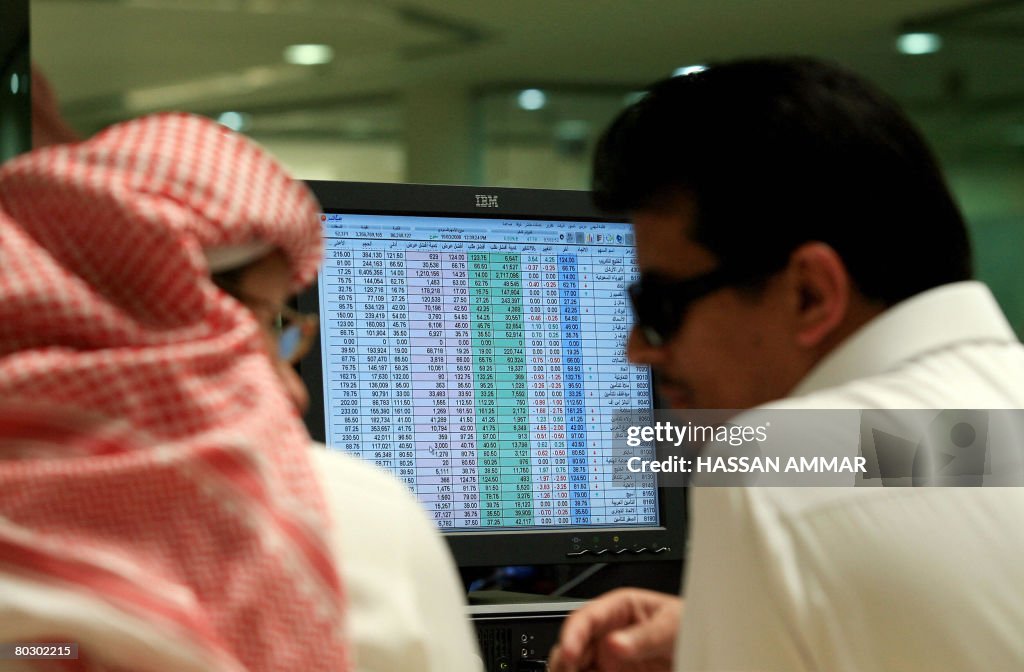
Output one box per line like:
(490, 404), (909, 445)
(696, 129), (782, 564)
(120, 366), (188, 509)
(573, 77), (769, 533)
(627, 267), (750, 347)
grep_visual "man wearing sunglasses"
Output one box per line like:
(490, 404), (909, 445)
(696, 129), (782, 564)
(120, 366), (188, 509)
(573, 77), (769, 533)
(550, 58), (1024, 671)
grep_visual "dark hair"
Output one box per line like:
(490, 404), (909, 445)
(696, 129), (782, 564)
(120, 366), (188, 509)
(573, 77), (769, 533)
(593, 57), (972, 304)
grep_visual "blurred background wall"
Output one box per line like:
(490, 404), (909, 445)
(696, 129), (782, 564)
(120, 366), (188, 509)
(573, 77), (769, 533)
(11, 0), (1024, 332)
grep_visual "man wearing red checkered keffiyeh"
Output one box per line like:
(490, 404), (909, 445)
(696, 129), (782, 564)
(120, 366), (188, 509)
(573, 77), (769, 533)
(0, 113), (348, 671)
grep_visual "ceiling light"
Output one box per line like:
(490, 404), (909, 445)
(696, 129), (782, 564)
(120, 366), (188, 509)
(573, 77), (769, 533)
(283, 44), (334, 66)
(217, 111), (249, 131)
(897, 32), (942, 55)
(9, 73), (19, 95)
(518, 89), (547, 111)
(673, 65), (707, 77)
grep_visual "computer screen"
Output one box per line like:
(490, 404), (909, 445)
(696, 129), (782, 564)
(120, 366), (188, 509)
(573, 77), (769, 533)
(298, 181), (685, 566)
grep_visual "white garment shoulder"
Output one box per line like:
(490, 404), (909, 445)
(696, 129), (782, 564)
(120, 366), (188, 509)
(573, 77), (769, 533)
(309, 446), (484, 672)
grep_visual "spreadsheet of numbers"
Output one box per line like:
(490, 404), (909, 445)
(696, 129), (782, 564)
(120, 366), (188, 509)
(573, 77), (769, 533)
(319, 214), (657, 531)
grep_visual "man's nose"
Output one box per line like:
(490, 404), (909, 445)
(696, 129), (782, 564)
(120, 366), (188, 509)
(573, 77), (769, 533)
(276, 359), (310, 414)
(626, 326), (667, 366)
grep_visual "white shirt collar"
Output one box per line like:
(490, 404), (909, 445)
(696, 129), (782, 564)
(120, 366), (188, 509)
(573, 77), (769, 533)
(792, 281), (1018, 396)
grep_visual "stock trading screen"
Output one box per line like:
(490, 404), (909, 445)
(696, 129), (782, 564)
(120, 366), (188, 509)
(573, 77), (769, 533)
(318, 213), (657, 531)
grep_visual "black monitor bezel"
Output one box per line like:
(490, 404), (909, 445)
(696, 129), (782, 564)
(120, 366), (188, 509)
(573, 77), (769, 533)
(298, 180), (685, 567)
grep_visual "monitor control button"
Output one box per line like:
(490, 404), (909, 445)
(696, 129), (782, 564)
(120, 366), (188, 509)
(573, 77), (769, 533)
(566, 549), (592, 557)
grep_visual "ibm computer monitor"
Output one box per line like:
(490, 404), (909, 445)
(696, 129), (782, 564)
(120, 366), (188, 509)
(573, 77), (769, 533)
(298, 181), (685, 567)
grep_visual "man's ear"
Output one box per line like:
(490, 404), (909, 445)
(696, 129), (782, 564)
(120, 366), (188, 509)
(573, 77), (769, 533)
(788, 242), (850, 349)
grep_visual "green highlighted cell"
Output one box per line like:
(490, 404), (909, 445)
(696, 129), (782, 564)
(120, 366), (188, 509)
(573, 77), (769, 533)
(469, 251), (532, 524)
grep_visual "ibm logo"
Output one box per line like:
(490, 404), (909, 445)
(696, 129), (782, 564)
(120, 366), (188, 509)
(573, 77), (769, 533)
(475, 194), (499, 208)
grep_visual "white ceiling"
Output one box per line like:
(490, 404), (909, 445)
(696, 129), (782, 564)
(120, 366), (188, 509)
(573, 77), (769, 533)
(29, 0), (1024, 158)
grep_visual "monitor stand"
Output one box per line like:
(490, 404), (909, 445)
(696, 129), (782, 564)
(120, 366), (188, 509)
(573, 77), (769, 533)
(469, 597), (582, 672)
(465, 560), (682, 672)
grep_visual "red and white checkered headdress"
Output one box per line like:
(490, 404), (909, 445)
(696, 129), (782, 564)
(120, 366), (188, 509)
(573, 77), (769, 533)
(0, 113), (347, 671)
